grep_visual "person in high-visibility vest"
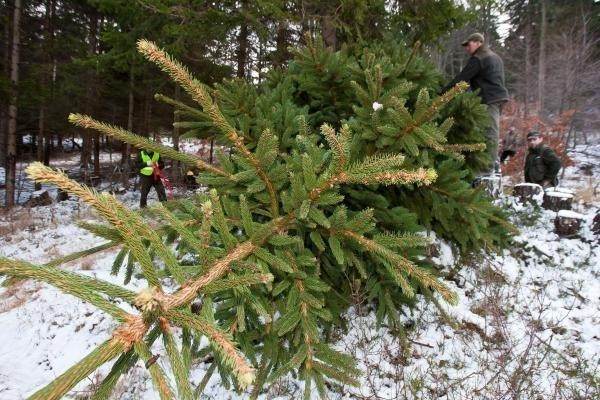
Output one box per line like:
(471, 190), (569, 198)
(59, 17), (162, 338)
(138, 149), (167, 208)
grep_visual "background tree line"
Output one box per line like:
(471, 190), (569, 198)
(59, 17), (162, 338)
(1, 0), (599, 209)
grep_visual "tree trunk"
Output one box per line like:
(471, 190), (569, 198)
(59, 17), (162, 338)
(93, 130), (100, 175)
(273, 19), (289, 68)
(91, 13), (100, 176)
(36, 0), (55, 190)
(236, 0), (248, 79)
(80, 10), (98, 173)
(5, 0), (21, 208)
(80, 134), (91, 170)
(142, 88), (151, 138)
(54, 60), (62, 152)
(524, 26), (531, 118)
(321, 14), (337, 50)
(121, 64), (135, 187)
(35, 106), (45, 191)
(0, 1), (11, 167)
(172, 85), (181, 180)
(537, 0), (547, 116)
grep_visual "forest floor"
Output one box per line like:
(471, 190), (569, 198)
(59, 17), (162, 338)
(0, 141), (599, 399)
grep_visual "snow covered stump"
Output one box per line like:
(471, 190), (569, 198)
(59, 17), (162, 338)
(475, 174), (502, 198)
(554, 210), (585, 237)
(542, 187), (574, 211)
(513, 183), (543, 204)
(593, 211), (600, 237)
(109, 186), (127, 195)
(56, 188), (69, 202)
(24, 190), (52, 207)
(84, 175), (102, 187)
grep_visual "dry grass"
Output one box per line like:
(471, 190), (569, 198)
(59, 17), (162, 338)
(0, 280), (41, 313)
(45, 244), (64, 260)
(0, 208), (36, 237)
(72, 367), (152, 399)
(0, 202), (96, 238)
(574, 177), (599, 205)
(80, 259), (94, 271)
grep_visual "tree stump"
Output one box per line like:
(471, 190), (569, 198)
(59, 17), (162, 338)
(554, 210), (585, 237)
(592, 211), (600, 237)
(109, 186), (127, 195)
(185, 170), (199, 190)
(543, 188), (574, 211)
(476, 175), (502, 198)
(56, 189), (69, 202)
(513, 183), (543, 204)
(25, 190), (52, 207)
(85, 175), (102, 187)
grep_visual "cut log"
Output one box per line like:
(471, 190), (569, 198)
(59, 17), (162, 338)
(513, 183), (543, 204)
(554, 210), (585, 237)
(25, 190), (52, 207)
(543, 189), (574, 211)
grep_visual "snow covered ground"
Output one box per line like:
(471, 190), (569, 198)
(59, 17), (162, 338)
(331, 202), (599, 400)
(0, 144), (598, 399)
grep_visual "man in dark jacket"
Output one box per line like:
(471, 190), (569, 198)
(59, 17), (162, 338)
(524, 131), (562, 188)
(137, 149), (167, 208)
(443, 32), (509, 175)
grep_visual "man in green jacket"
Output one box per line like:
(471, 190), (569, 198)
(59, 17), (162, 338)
(444, 32), (509, 176)
(137, 149), (167, 208)
(524, 131), (562, 188)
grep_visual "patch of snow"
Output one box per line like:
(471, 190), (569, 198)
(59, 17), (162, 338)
(557, 210), (585, 219)
(544, 190), (574, 199)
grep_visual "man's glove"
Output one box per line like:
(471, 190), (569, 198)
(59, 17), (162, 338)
(146, 161), (153, 166)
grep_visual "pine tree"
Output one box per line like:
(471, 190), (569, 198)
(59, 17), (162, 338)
(0, 37), (512, 399)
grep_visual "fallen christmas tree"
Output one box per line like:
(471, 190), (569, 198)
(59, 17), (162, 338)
(0, 37), (514, 399)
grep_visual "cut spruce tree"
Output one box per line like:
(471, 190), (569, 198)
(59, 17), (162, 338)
(170, 35), (513, 253)
(0, 37), (513, 399)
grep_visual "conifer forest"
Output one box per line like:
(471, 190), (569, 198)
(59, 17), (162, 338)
(0, 1), (599, 399)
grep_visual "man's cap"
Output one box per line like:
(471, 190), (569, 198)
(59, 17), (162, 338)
(461, 32), (485, 46)
(527, 131), (541, 140)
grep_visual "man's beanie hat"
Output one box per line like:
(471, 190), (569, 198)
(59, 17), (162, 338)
(461, 32), (485, 46)
(527, 131), (541, 140)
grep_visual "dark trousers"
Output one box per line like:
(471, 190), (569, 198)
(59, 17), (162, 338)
(140, 175), (167, 208)
(500, 149), (516, 163)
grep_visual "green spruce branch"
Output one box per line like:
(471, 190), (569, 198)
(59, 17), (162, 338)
(68, 113), (226, 177)
(28, 338), (126, 400)
(0, 258), (129, 321)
